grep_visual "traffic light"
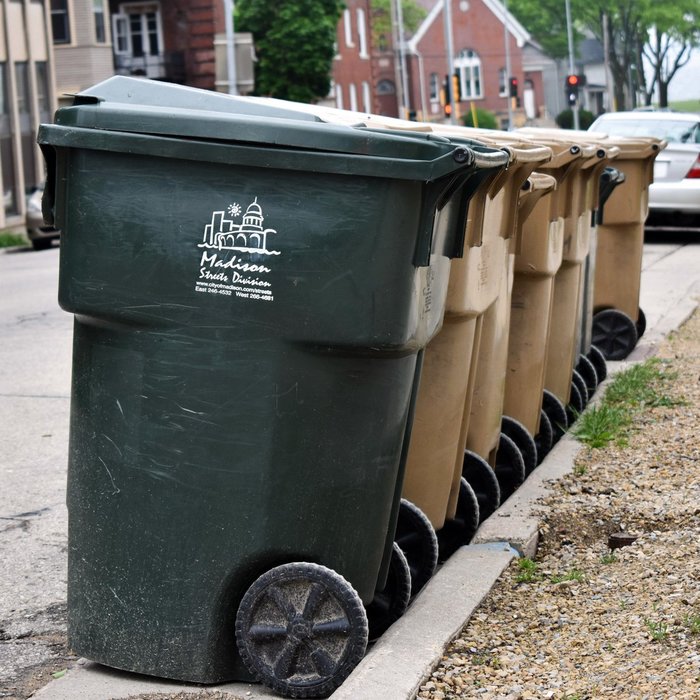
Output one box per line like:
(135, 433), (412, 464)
(509, 76), (518, 98)
(442, 74), (452, 117)
(452, 72), (461, 102)
(565, 74), (585, 106)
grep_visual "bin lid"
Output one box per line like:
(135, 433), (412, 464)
(520, 126), (665, 160)
(49, 77), (504, 183)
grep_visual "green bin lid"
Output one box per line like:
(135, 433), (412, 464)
(46, 77), (493, 182)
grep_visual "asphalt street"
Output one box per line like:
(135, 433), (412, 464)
(1, 234), (700, 698)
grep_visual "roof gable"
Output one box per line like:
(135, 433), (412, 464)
(408, 0), (531, 52)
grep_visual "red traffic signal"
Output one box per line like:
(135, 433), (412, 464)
(566, 74), (580, 87)
(509, 76), (518, 98)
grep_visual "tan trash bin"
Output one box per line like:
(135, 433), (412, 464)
(518, 128), (621, 416)
(502, 138), (591, 462)
(401, 129), (552, 561)
(589, 135), (665, 359)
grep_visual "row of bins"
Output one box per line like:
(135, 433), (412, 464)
(36, 77), (666, 698)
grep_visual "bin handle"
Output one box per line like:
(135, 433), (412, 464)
(415, 147), (510, 266)
(39, 144), (57, 227)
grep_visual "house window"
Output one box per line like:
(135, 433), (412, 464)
(15, 62), (37, 188)
(113, 14), (130, 54)
(343, 9), (354, 47)
(0, 62), (18, 216)
(357, 8), (368, 58)
(349, 83), (358, 112)
(498, 68), (507, 97)
(113, 4), (164, 77)
(362, 81), (371, 112)
(376, 79), (396, 95)
(429, 73), (440, 102)
(35, 62), (51, 120)
(51, 0), (71, 44)
(93, 0), (106, 43)
(335, 84), (343, 110)
(455, 49), (482, 99)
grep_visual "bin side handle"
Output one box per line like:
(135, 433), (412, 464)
(39, 144), (57, 227)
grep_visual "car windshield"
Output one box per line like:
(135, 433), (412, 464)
(594, 118), (700, 144)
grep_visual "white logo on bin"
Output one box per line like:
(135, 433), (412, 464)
(194, 198), (279, 302)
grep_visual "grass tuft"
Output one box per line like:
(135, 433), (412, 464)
(572, 358), (684, 449)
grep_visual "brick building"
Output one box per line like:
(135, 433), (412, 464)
(333, 0), (551, 125)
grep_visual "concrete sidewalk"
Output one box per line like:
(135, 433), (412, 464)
(30, 246), (700, 700)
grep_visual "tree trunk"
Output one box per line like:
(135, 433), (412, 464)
(658, 81), (669, 108)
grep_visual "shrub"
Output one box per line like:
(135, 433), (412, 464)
(461, 107), (500, 130)
(555, 108), (595, 130)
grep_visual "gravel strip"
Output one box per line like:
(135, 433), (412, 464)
(417, 309), (700, 700)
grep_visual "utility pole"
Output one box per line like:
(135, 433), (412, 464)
(224, 0), (238, 95)
(443, 0), (457, 124)
(503, 0), (513, 130)
(565, 0), (579, 129)
(396, 0), (411, 118)
(390, 0), (406, 117)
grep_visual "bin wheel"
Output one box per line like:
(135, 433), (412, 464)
(571, 368), (589, 407)
(542, 389), (568, 443)
(534, 410), (553, 465)
(591, 308), (638, 361)
(566, 380), (584, 426)
(494, 433), (526, 503)
(235, 562), (368, 698)
(394, 499), (438, 598)
(588, 344), (608, 383)
(636, 307), (647, 338)
(501, 415), (538, 476)
(437, 477), (480, 562)
(365, 542), (411, 641)
(462, 450), (501, 523)
(576, 354), (599, 397)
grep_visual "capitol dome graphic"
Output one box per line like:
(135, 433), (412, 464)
(199, 197), (280, 255)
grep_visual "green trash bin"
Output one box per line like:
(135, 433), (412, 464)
(37, 77), (508, 696)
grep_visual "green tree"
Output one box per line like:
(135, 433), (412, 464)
(509, 0), (700, 110)
(236, 0), (344, 103)
(508, 0), (582, 60)
(370, 0), (427, 51)
(640, 0), (700, 107)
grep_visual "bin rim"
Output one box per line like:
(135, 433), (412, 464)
(37, 122), (489, 184)
(519, 126), (666, 159)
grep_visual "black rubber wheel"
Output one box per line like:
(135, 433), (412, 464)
(235, 562), (368, 698)
(437, 477), (480, 562)
(462, 450), (501, 523)
(534, 409), (553, 465)
(501, 415), (538, 476)
(394, 499), (438, 598)
(576, 354), (599, 397)
(571, 368), (589, 407)
(365, 543), (412, 641)
(566, 380), (584, 426)
(588, 344), (608, 383)
(636, 307), (647, 338)
(494, 433), (526, 503)
(542, 389), (568, 443)
(591, 308), (639, 360)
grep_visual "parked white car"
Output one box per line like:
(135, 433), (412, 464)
(589, 111), (700, 225)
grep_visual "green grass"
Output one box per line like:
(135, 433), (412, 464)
(515, 557), (541, 583)
(684, 614), (700, 636)
(669, 99), (700, 113)
(644, 618), (669, 642)
(600, 553), (617, 564)
(0, 230), (28, 248)
(550, 568), (585, 584)
(572, 359), (684, 449)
